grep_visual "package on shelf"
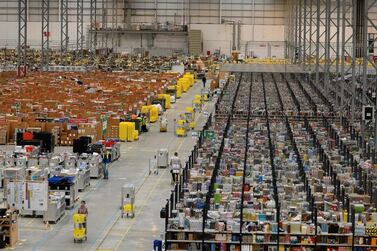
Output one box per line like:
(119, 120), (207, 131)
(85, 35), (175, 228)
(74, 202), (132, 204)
(59, 129), (78, 146)
(77, 122), (101, 142)
(0, 126), (8, 145)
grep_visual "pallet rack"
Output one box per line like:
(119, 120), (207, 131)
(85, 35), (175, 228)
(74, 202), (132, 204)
(164, 72), (377, 251)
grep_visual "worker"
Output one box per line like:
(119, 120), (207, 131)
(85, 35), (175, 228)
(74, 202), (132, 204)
(78, 200), (88, 230)
(102, 151), (111, 179)
(141, 113), (149, 132)
(170, 152), (182, 185)
(78, 200), (88, 215)
(202, 75), (207, 89)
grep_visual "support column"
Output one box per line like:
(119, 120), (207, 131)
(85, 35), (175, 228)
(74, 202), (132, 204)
(41, 0), (49, 71)
(315, 0), (326, 91)
(77, 0), (84, 58)
(111, 0), (116, 50)
(303, 0), (308, 70)
(324, 0), (331, 97)
(102, 0), (109, 49)
(341, 0), (356, 113)
(363, 1), (377, 152)
(309, 0), (318, 76)
(351, 0), (358, 123)
(294, 0), (299, 63)
(361, 0), (368, 148)
(335, 0), (341, 106)
(90, 0), (98, 61)
(17, 0), (27, 77)
(60, 0), (69, 61)
(297, 0), (303, 64)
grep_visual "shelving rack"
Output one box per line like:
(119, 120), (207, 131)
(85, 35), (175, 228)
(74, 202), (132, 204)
(164, 72), (377, 251)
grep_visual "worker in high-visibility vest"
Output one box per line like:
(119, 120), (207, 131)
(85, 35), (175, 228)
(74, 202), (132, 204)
(140, 113), (149, 132)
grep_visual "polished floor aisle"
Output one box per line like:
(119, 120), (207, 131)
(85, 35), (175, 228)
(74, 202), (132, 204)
(14, 81), (215, 251)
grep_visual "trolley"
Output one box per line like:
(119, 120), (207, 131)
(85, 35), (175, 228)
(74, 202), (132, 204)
(175, 119), (187, 137)
(159, 117), (168, 132)
(185, 107), (196, 130)
(73, 213), (87, 243)
(149, 157), (158, 175)
(193, 95), (202, 113)
(121, 184), (135, 218)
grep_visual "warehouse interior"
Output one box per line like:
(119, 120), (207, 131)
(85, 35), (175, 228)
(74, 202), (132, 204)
(0, 0), (377, 251)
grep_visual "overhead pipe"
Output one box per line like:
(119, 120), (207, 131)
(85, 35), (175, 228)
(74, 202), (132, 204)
(219, 0), (222, 24)
(155, 0), (157, 25)
(252, 0), (255, 41)
(232, 21), (236, 51)
(187, 0), (190, 25)
(237, 21), (241, 51)
(182, 0), (184, 25)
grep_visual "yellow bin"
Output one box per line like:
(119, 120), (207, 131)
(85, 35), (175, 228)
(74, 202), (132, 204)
(158, 94), (171, 109)
(119, 122), (129, 141)
(178, 78), (190, 92)
(141, 105), (150, 114)
(149, 106), (159, 123)
(119, 122), (136, 142)
(73, 214), (86, 223)
(183, 74), (194, 87)
(175, 84), (182, 98)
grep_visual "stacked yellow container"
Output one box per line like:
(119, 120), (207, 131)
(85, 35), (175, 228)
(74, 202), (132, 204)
(149, 106), (159, 123)
(183, 73), (194, 87)
(178, 78), (190, 92)
(141, 105), (159, 123)
(157, 94), (171, 109)
(119, 122), (138, 142)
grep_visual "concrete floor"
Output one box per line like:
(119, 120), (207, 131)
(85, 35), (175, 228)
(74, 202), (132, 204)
(10, 80), (216, 251)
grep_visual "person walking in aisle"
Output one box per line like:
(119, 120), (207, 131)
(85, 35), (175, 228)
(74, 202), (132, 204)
(202, 75), (207, 89)
(170, 152), (182, 185)
(102, 151), (111, 179)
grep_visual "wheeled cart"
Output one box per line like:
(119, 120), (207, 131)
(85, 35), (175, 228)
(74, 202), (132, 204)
(121, 184), (135, 218)
(159, 117), (168, 132)
(149, 158), (158, 175)
(89, 155), (103, 178)
(73, 213), (87, 243)
(175, 119), (187, 137)
(157, 149), (169, 168)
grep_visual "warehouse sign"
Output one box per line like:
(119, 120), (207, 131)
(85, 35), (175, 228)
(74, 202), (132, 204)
(69, 118), (88, 124)
(362, 106), (374, 121)
(101, 116), (108, 134)
(204, 130), (215, 140)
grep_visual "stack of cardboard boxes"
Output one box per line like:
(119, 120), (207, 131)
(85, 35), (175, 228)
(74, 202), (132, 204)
(0, 71), (181, 145)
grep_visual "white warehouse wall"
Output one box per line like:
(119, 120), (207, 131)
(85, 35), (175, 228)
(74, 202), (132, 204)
(190, 24), (285, 57)
(0, 22), (286, 57)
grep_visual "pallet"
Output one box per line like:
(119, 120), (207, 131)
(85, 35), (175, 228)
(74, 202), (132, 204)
(20, 213), (43, 218)
(121, 212), (135, 218)
(66, 204), (75, 210)
(73, 236), (87, 243)
(66, 198), (79, 210)
(44, 211), (65, 224)
(78, 183), (90, 192)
